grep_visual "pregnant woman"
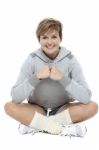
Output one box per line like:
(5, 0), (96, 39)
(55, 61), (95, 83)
(4, 18), (98, 137)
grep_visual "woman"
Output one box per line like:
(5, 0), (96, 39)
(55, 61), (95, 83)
(4, 18), (98, 137)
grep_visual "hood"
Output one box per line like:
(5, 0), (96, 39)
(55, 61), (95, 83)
(34, 47), (71, 63)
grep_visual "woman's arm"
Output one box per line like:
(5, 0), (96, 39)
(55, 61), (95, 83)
(11, 54), (40, 103)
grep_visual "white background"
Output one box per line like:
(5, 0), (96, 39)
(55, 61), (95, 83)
(0, 0), (99, 150)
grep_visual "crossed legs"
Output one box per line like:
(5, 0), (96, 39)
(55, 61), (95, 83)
(4, 101), (98, 126)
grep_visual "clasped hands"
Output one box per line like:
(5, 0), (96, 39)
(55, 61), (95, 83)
(36, 66), (64, 80)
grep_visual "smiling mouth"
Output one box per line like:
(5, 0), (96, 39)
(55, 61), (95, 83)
(46, 46), (54, 49)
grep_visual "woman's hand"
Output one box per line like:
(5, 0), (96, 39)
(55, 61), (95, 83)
(36, 66), (50, 80)
(50, 67), (64, 80)
(36, 66), (64, 80)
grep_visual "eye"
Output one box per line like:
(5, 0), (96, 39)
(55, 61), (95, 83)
(42, 36), (47, 39)
(52, 36), (57, 39)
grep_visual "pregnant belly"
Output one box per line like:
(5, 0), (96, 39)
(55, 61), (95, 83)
(33, 78), (70, 108)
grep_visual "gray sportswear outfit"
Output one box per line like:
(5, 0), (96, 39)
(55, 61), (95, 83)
(11, 47), (92, 114)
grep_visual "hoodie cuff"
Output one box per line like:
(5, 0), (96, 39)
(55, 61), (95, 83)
(28, 74), (40, 87)
(59, 75), (71, 89)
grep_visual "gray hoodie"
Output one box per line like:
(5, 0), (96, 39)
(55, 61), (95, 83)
(11, 47), (92, 108)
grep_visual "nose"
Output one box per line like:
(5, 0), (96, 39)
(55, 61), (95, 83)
(47, 38), (52, 44)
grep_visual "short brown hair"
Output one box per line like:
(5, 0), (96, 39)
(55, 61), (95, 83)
(36, 18), (63, 41)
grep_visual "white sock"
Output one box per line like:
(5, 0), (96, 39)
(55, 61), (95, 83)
(29, 112), (61, 134)
(49, 109), (72, 125)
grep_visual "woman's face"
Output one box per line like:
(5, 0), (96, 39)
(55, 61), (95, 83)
(39, 30), (61, 59)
